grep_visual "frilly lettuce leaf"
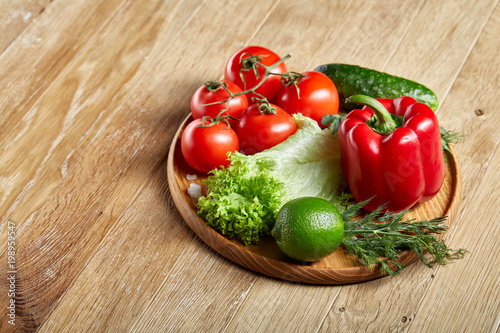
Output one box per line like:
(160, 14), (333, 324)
(197, 167), (283, 246)
(197, 114), (345, 245)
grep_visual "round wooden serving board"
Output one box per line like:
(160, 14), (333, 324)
(167, 114), (462, 285)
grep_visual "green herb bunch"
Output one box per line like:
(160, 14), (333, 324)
(341, 200), (467, 276)
(440, 127), (463, 156)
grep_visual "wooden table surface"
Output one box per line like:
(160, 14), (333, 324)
(1, 0), (499, 332)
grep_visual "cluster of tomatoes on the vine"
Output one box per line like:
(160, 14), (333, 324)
(181, 46), (340, 173)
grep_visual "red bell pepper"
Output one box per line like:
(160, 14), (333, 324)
(339, 95), (445, 212)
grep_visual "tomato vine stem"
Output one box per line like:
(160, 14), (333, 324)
(199, 54), (292, 112)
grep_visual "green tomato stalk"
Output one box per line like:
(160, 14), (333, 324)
(199, 54), (292, 113)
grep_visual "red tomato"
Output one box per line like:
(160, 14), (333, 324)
(181, 118), (239, 173)
(276, 71), (339, 128)
(236, 103), (297, 155)
(224, 46), (287, 104)
(190, 80), (248, 126)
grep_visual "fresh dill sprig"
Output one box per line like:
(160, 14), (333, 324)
(341, 201), (467, 276)
(321, 113), (347, 135)
(441, 127), (463, 155)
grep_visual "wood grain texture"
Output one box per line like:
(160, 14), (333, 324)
(410, 148), (500, 333)
(0, 0), (52, 54)
(0, 0), (498, 331)
(405, 3), (500, 332)
(0, 0), (128, 145)
(318, 0), (500, 331)
(39, 2), (282, 329)
(320, 1), (500, 332)
(385, 0), (498, 100)
(0, 0), (207, 330)
(0, 0), (197, 251)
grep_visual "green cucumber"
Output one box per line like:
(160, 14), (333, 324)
(314, 63), (439, 112)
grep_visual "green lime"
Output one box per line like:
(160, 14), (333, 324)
(272, 197), (344, 262)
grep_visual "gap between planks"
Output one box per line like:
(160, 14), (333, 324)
(0, 0), (131, 261)
(0, 0), (54, 56)
(410, 0), (500, 281)
(32, 0), (210, 330)
(16, 0), (499, 331)
(393, 1), (500, 330)
(311, 0), (499, 332)
(0, 0), (129, 150)
(127, 0), (287, 330)
(434, 0), (500, 120)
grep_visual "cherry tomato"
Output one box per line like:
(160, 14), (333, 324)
(236, 103), (297, 155)
(181, 118), (239, 173)
(190, 80), (248, 126)
(224, 46), (287, 104)
(276, 71), (339, 128)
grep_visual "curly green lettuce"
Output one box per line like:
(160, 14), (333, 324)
(197, 166), (283, 246)
(197, 114), (345, 245)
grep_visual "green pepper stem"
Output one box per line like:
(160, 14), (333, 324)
(346, 95), (397, 134)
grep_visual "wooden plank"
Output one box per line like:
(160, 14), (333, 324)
(318, 268), (435, 332)
(0, 0), (129, 243)
(37, 164), (249, 332)
(247, 0), (357, 71)
(0, 0), (52, 54)
(320, 0), (499, 331)
(406, 3), (500, 331)
(130, 239), (258, 332)
(0, 0), (193, 252)
(409, 148), (500, 332)
(308, 0), (431, 70)
(0, 0), (282, 330)
(434, 4), (500, 219)
(225, 279), (340, 333)
(39, 0), (357, 330)
(128, 0), (439, 331)
(0, 0), (127, 146)
(385, 0), (499, 102)
(0, 0), (209, 330)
